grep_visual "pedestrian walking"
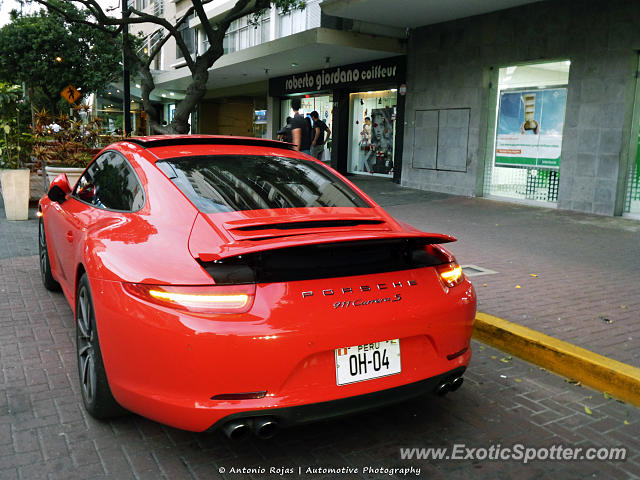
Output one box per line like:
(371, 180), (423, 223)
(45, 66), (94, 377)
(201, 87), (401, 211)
(290, 98), (312, 154)
(310, 111), (331, 162)
(277, 116), (293, 143)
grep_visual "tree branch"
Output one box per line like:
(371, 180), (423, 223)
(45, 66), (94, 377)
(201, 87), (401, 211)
(192, 0), (217, 43)
(127, 6), (196, 71)
(142, 5), (196, 68)
(29, 0), (119, 35)
(27, 0), (307, 135)
(32, 0), (197, 70)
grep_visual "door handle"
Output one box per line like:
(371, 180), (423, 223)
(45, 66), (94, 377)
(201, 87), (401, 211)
(66, 231), (74, 243)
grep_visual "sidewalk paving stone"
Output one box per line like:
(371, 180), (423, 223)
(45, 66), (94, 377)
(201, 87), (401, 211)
(352, 176), (640, 368)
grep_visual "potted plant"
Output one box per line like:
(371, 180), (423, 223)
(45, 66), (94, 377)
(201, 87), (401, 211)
(0, 83), (32, 220)
(32, 107), (113, 189)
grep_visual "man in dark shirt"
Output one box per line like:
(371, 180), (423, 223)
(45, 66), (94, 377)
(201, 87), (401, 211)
(310, 111), (331, 162)
(276, 116), (293, 143)
(290, 98), (311, 154)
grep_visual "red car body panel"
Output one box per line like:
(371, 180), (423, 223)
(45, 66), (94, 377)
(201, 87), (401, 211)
(39, 135), (476, 432)
(92, 269), (474, 431)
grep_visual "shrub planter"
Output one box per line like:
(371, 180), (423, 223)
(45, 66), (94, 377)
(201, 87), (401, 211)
(45, 166), (86, 190)
(0, 168), (30, 221)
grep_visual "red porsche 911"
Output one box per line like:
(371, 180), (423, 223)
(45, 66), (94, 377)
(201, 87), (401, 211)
(38, 136), (476, 439)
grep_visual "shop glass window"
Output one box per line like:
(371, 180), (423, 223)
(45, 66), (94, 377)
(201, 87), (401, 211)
(484, 60), (570, 204)
(224, 14), (269, 54)
(278, 7), (307, 37)
(624, 55), (640, 216)
(625, 112), (640, 215)
(347, 90), (397, 178)
(280, 95), (333, 161)
(176, 20), (196, 59)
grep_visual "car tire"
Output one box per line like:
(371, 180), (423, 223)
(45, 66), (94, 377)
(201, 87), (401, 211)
(38, 218), (61, 292)
(76, 273), (126, 419)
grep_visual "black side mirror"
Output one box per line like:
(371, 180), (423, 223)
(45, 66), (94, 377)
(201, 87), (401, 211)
(48, 185), (67, 204)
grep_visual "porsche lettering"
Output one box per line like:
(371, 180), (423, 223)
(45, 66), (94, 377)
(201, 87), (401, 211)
(302, 280), (417, 298)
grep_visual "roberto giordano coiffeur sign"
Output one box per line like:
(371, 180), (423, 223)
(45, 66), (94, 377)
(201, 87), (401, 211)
(269, 57), (405, 95)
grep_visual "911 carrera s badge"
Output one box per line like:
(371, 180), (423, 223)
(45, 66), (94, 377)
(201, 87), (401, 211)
(333, 293), (402, 309)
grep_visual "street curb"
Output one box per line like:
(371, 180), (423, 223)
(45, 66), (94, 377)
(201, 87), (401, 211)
(472, 312), (640, 408)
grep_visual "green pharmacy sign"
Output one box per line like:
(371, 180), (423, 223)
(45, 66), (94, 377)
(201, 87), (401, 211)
(495, 88), (567, 169)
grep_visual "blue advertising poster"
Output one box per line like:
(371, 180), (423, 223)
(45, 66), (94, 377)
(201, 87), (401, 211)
(254, 109), (267, 124)
(495, 88), (567, 169)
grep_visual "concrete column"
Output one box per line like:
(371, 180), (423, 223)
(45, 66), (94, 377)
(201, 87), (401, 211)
(332, 90), (349, 175)
(267, 95), (280, 140)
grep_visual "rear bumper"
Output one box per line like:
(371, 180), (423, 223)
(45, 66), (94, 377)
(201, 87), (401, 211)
(207, 366), (466, 431)
(90, 268), (475, 432)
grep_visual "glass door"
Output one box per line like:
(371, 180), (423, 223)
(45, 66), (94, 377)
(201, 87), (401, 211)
(279, 95), (333, 160)
(625, 127), (640, 215)
(624, 55), (640, 216)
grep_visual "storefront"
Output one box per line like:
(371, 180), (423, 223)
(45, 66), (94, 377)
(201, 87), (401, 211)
(269, 56), (406, 182)
(279, 95), (334, 162)
(484, 60), (570, 205)
(94, 95), (148, 136)
(624, 54), (640, 218)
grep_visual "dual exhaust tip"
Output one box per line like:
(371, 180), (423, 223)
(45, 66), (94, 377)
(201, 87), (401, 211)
(435, 376), (464, 396)
(223, 375), (464, 439)
(222, 417), (278, 441)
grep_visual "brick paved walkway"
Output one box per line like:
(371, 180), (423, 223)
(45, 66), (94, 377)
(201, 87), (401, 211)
(1, 202), (639, 478)
(0, 250), (638, 478)
(352, 176), (640, 368)
(0, 209), (39, 260)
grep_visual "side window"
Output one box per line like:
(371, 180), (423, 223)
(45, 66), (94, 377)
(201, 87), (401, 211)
(73, 152), (145, 211)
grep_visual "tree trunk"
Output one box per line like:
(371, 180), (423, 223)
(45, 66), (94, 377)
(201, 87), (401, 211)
(166, 58), (210, 134)
(124, 41), (167, 134)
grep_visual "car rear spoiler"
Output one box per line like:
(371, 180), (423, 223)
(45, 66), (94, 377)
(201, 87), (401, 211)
(194, 230), (456, 262)
(195, 234), (457, 285)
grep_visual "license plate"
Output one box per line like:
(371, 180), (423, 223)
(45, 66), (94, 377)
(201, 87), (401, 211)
(335, 340), (401, 385)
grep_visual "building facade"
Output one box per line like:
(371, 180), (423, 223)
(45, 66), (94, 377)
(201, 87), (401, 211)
(137, 0), (640, 218)
(268, 56), (406, 180)
(398, 0), (640, 217)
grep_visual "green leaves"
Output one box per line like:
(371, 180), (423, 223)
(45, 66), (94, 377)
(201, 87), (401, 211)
(0, 7), (121, 112)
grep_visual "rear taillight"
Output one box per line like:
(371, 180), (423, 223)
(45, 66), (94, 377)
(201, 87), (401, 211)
(424, 244), (464, 289)
(123, 283), (256, 314)
(436, 262), (464, 288)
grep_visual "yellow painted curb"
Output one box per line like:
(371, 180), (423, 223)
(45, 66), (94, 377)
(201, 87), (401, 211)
(472, 312), (640, 407)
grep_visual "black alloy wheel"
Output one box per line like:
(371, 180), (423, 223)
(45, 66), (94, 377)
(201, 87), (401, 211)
(38, 218), (61, 291)
(76, 273), (125, 419)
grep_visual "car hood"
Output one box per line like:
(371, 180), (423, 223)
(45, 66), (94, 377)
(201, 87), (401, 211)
(188, 207), (455, 262)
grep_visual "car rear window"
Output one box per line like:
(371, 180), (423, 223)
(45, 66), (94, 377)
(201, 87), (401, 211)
(155, 155), (370, 213)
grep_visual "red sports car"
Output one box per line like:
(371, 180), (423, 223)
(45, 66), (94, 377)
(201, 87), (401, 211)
(38, 136), (476, 439)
